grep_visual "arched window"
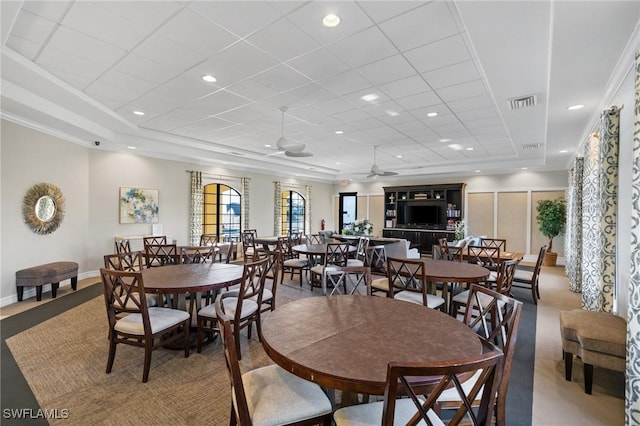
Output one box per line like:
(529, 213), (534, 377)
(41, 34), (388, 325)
(203, 183), (242, 242)
(281, 191), (305, 235)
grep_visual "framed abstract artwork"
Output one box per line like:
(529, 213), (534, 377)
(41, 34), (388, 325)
(119, 187), (159, 224)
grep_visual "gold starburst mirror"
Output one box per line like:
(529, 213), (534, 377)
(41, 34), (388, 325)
(22, 183), (65, 235)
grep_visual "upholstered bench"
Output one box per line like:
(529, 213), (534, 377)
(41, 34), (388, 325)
(559, 309), (626, 394)
(16, 261), (79, 302)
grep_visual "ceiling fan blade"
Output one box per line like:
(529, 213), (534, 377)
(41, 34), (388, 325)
(285, 150), (313, 157)
(380, 171), (399, 176)
(366, 173), (376, 178)
(265, 150), (285, 157)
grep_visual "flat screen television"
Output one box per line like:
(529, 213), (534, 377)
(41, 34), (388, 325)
(405, 204), (442, 226)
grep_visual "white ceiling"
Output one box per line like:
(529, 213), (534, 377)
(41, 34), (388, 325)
(2, 1), (639, 183)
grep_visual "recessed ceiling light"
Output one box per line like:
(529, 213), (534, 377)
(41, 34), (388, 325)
(323, 14), (341, 27)
(127, 146), (136, 150)
(448, 144), (463, 151)
(264, 144), (271, 148)
(521, 167), (528, 170)
(361, 93), (379, 102)
(466, 147), (474, 151)
(559, 149), (569, 153)
(439, 138), (451, 143)
(336, 162), (342, 165)
(335, 130), (344, 134)
(567, 104), (584, 111)
(386, 110), (399, 117)
(475, 170), (481, 173)
(202, 74), (217, 83)
(133, 111), (144, 116)
(396, 155), (402, 158)
(427, 112), (438, 117)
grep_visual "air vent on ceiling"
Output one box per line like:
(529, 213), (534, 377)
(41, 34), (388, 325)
(507, 94), (537, 110)
(521, 143), (542, 151)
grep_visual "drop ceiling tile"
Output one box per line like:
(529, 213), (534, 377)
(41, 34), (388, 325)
(327, 26), (398, 68)
(113, 53), (183, 86)
(394, 91), (441, 111)
(161, 73), (222, 106)
(356, 54), (415, 85)
(5, 35), (41, 60)
(465, 116), (504, 130)
(456, 107), (499, 121)
(226, 78), (279, 101)
(61, 2), (153, 51)
(85, 70), (157, 107)
(189, 1), (281, 38)
(436, 80), (487, 103)
(286, 1), (374, 46)
(141, 110), (201, 132)
(356, 1), (421, 24)
(251, 64), (312, 92)
(342, 87), (390, 107)
(10, 11), (56, 46)
(287, 48), (350, 81)
(347, 117), (386, 131)
(157, 8), (239, 56)
(306, 95), (355, 115)
(182, 89), (252, 117)
(247, 18), (321, 62)
(377, 75), (432, 100)
(421, 60), (480, 89)
(97, 1), (185, 32)
(214, 104), (270, 124)
(174, 116), (236, 138)
(36, 47), (110, 88)
(376, 112), (415, 127)
(447, 95), (494, 113)
(379, 2), (459, 52)
(21, 1), (73, 22)
(318, 70), (372, 96)
(331, 108), (373, 124)
(361, 100), (403, 118)
(404, 35), (472, 73)
(133, 31), (205, 71)
(429, 122), (467, 134)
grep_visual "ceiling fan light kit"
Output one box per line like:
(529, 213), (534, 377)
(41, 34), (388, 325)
(367, 145), (399, 178)
(271, 107), (313, 158)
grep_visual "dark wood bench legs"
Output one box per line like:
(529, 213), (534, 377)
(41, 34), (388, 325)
(563, 350), (595, 395)
(17, 276), (77, 302)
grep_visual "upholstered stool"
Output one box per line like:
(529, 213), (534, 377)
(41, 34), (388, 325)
(559, 309), (626, 394)
(16, 261), (79, 301)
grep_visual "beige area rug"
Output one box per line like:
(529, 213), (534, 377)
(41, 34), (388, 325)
(6, 281), (318, 425)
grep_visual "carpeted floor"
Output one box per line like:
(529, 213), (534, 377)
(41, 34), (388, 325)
(0, 268), (589, 426)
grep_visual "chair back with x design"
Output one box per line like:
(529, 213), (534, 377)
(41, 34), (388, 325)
(324, 266), (371, 296)
(467, 245), (501, 271)
(181, 245), (215, 264)
(144, 243), (179, 267)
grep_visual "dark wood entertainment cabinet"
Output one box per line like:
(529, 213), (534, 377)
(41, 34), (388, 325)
(382, 183), (465, 254)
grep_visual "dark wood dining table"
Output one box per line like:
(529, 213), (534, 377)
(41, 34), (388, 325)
(261, 295), (482, 396)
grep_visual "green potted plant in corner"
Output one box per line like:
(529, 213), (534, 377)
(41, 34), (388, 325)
(536, 197), (566, 266)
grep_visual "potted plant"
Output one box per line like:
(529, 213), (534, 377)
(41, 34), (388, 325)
(536, 197), (566, 266)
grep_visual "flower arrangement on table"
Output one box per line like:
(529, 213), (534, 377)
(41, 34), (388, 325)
(454, 220), (466, 241)
(352, 218), (373, 236)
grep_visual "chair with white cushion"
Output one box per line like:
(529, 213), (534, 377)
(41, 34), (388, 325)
(440, 284), (523, 426)
(347, 236), (369, 267)
(322, 265), (371, 296)
(196, 256), (268, 358)
(99, 268), (190, 383)
(333, 338), (504, 426)
(217, 317), (332, 426)
(309, 242), (349, 291)
(386, 257), (445, 311)
(512, 245), (547, 304)
(279, 236), (308, 287)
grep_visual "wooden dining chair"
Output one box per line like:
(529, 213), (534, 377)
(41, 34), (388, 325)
(437, 237), (463, 261)
(347, 236), (369, 267)
(323, 265), (371, 296)
(196, 256), (269, 357)
(241, 229), (257, 261)
(306, 233), (323, 244)
(99, 268), (190, 383)
(181, 245), (215, 264)
(481, 237), (507, 251)
(278, 236), (308, 287)
(144, 243), (179, 268)
(386, 257), (445, 311)
(214, 240), (235, 264)
(143, 235), (167, 247)
(217, 317), (332, 426)
(103, 251), (162, 307)
(309, 242), (350, 291)
(199, 234), (218, 247)
(512, 245), (547, 304)
(114, 239), (131, 255)
(440, 284), (523, 426)
(333, 338), (504, 426)
(467, 245), (502, 276)
(254, 245), (281, 312)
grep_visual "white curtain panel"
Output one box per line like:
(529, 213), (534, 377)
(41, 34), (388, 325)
(273, 181), (282, 237)
(305, 185), (312, 235)
(626, 50), (640, 424)
(189, 171), (203, 245)
(566, 158), (584, 293)
(581, 107), (620, 312)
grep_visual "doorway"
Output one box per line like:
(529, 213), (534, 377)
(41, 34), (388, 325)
(339, 192), (357, 232)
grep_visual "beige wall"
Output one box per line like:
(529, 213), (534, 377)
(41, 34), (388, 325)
(1, 121), (334, 306)
(497, 192), (528, 254)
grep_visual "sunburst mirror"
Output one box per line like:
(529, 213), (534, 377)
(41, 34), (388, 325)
(22, 183), (65, 235)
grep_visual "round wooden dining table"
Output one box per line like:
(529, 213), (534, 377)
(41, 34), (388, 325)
(141, 263), (243, 294)
(261, 295), (482, 396)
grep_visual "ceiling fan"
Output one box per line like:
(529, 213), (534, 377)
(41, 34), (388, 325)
(367, 145), (399, 178)
(267, 107), (313, 158)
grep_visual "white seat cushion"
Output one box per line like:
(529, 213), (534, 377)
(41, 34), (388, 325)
(283, 258), (308, 267)
(250, 288), (272, 303)
(436, 369), (483, 402)
(514, 269), (533, 282)
(333, 397), (442, 426)
(395, 291), (445, 309)
(310, 265), (339, 275)
(114, 307), (189, 335)
(198, 297), (259, 320)
(243, 364), (332, 426)
(347, 259), (365, 267)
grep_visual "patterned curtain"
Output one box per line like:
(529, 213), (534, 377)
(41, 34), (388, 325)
(627, 50), (640, 425)
(274, 181), (282, 236)
(189, 171), (203, 245)
(241, 177), (250, 232)
(305, 185), (312, 235)
(565, 158), (584, 292)
(581, 107), (620, 312)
